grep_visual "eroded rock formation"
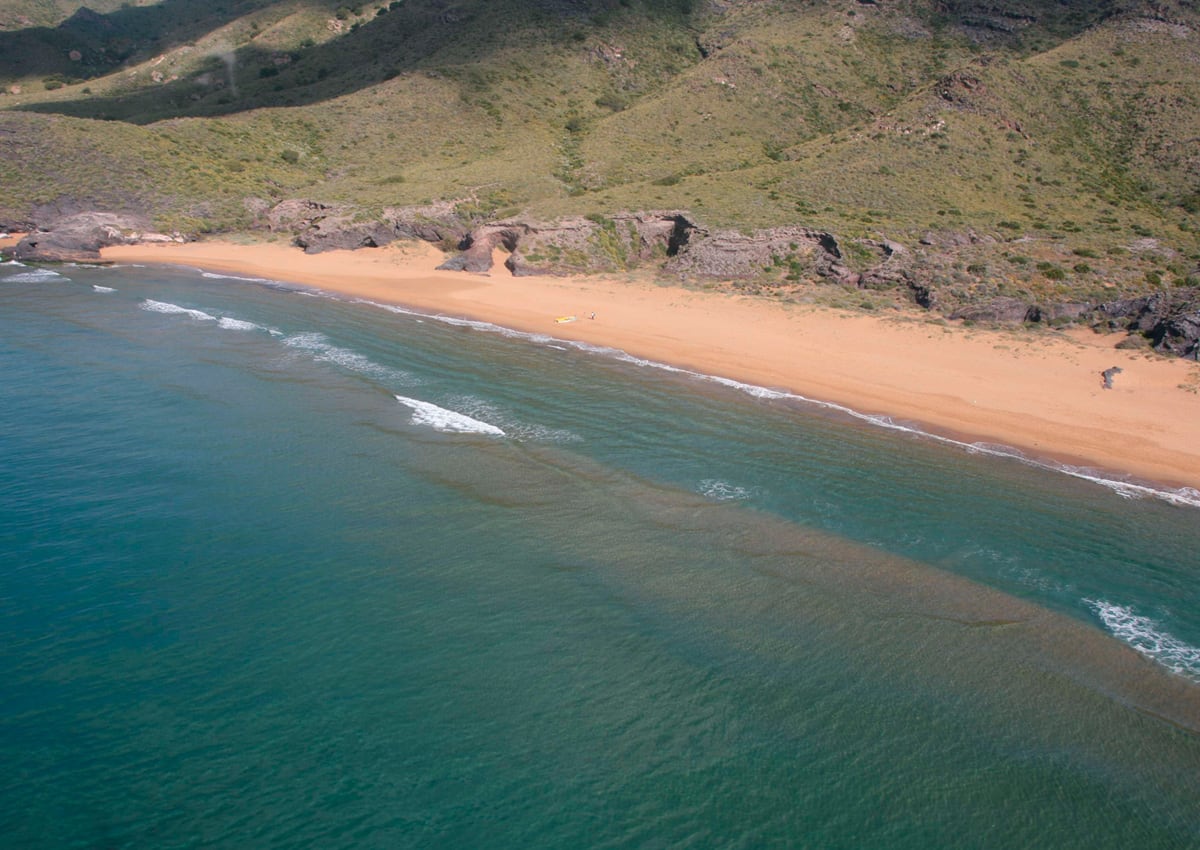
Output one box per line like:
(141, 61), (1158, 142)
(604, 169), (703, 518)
(14, 212), (184, 262)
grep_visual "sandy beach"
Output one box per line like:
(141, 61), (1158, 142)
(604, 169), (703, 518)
(99, 238), (1200, 492)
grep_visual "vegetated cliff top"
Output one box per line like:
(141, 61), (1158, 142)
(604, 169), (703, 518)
(0, 0), (1197, 298)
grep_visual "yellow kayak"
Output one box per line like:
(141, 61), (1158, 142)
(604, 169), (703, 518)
(555, 315), (577, 324)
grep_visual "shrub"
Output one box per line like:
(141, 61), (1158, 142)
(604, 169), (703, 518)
(1036, 262), (1066, 280)
(594, 93), (628, 112)
(280, 149), (300, 164)
(1073, 263), (1091, 273)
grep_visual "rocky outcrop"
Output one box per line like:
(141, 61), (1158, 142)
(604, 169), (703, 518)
(437, 211), (700, 276)
(387, 201), (470, 246)
(269, 199), (469, 254)
(1042, 301), (1089, 322)
(1091, 292), (1200, 358)
(950, 297), (1040, 323)
(662, 225), (855, 284)
(14, 212), (184, 262)
(268, 200), (394, 253)
(857, 239), (914, 291)
(437, 223), (526, 273)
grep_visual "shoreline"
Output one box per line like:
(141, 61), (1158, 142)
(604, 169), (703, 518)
(100, 238), (1200, 495)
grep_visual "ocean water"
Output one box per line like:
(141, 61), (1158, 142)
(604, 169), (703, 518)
(2, 261), (1199, 849)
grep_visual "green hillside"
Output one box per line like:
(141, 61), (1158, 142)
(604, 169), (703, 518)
(1, 0), (1197, 316)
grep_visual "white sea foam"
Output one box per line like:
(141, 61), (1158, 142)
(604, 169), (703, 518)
(362, 300), (559, 344)
(454, 397), (578, 443)
(92, 285), (116, 293)
(347, 295), (1200, 509)
(283, 332), (411, 383)
(394, 394), (505, 436)
(140, 299), (216, 321)
(4, 268), (67, 283)
(201, 271), (278, 284)
(1088, 600), (1200, 681)
(218, 316), (263, 331)
(699, 479), (754, 501)
(503, 422), (581, 443)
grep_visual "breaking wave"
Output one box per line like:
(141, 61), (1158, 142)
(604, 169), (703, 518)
(141, 299), (280, 335)
(1088, 600), (1200, 681)
(92, 285), (116, 293)
(282, 332), (412, 384)
(699, 480), (754, 501)
(218, 316), (267, 332)
(4, 268), (68, 283)
(394, 395), (505, 436)
(141, 299), (216, 321)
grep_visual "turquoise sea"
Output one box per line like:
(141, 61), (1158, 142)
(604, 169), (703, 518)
(2, 260), (1199, 848)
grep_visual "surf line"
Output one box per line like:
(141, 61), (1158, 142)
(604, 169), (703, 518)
(303, 293), (1200, 510)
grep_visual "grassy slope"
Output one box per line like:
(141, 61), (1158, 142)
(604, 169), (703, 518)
(0, 0), (1196, 302)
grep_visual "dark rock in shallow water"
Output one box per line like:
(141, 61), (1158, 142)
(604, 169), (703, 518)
(14, 212), (181, 263)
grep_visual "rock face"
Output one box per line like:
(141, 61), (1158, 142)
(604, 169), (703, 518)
(950, 297), (1040, 323)
(269, 199), (469, 254)
(662, 225), (855, 284)
(14, 212), (183, 262)
(1092, 292), (1200, 358)
(438, 211), (700, 276)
